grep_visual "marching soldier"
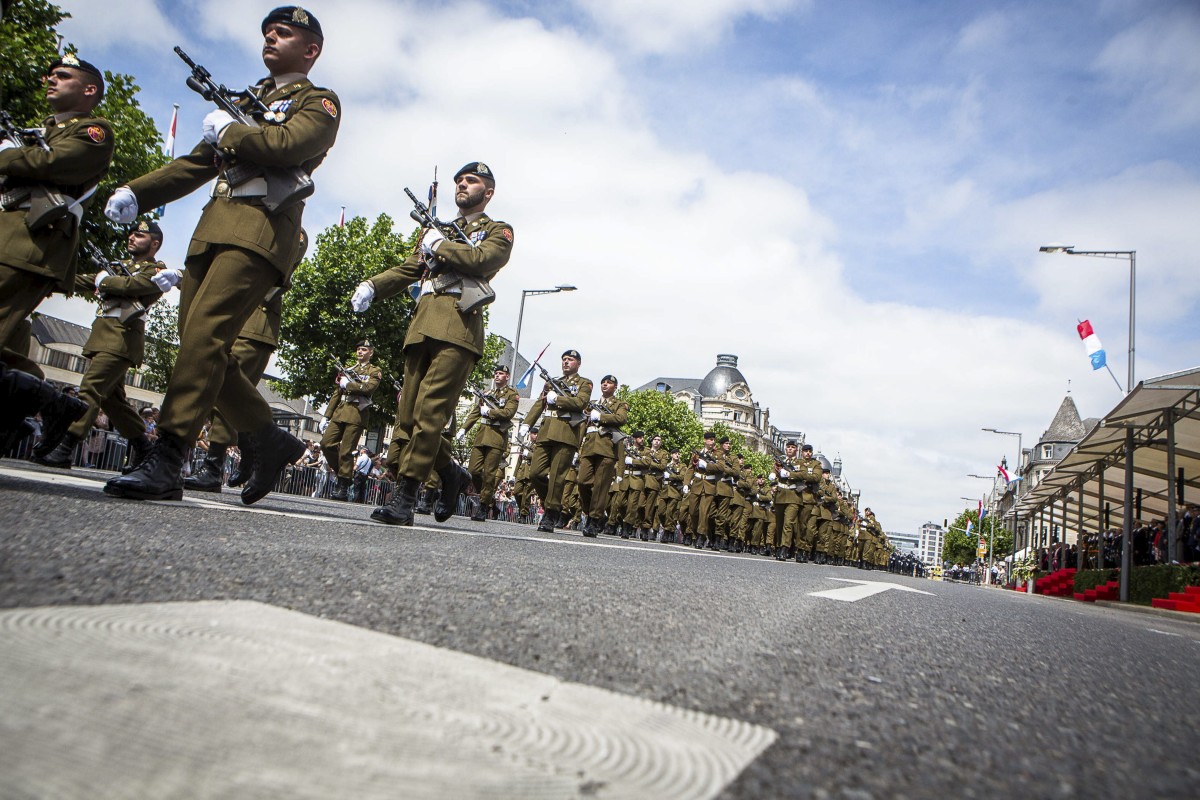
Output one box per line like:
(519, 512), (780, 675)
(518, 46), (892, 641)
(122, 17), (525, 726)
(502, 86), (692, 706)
(354, 162), (513, 525)
(320, 340), (382, 500)
(690, 431), (720, 548)
(577, 374), (628, 537)
(1, 54), (114, 375)
(104, 7), (339, 504)
(793, 442), (824, 561)
(512, 426), (537, 523)
(653, 449), (684, 542)
(612, 430), (645, 539)
(635, 434), (669, 541)
(712, 437), (736, 550)
(461, 364), (520, 522)
(524, 349), (592, 533)
(33, 220), (176, 469)
(772, 440), (802, 560)
(186, 228), (308, 493)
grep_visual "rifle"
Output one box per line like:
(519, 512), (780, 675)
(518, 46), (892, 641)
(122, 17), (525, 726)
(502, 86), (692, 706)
(585, 398), (627, 444)
(0, 109), (49, 152)
(531, 361), (587, 427)
(403, 185), (495, 313)
(174, 46), (314, 213)
(329, 357), (370, 385)
(81, 241), (147, 321)
(467, 384), (501, 411)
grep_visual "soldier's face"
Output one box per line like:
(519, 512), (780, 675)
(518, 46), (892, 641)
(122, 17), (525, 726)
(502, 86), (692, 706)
(652, 437), (662, 449)
(262, 23), (319, 75)
(44, 67), (98, 112)
(126, 231), (156, 258)
(455, 174), (493, 211)
(356, 346), (373, 360)
(785, 444), (797, 457)
(494, 370), (509, 386)
(600, 378), (616, 396)
(561, 354), (580, 374)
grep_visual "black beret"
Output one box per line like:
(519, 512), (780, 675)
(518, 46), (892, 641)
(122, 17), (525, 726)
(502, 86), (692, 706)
(355, 339), (373, 348)
(454, 162), (494, 183)
(133, 219), (163, 239)
(632, 430), (644, 438)
(561, 349), (581, 361)
(529, 425), (539, 433)
(801, 443), (814, 451)
(49, 53), (104, 95)
(703, 431), (716, 440)
(494, 364), (510, 374)
(786, 439), (798, 446)
(601, 374), (618, 383)
(262, 6), (323, 40)
(718, 436), (730, 445)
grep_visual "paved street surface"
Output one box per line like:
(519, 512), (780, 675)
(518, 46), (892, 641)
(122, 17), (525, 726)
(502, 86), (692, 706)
(2, 459), (1199, 799)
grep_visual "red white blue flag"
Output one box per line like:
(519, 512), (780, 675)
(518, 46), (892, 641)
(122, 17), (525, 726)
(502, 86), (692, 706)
(1077, 319), (1107, 371)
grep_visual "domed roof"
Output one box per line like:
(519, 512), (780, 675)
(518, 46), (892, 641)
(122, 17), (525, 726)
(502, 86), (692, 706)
(698, 354), (749, 398)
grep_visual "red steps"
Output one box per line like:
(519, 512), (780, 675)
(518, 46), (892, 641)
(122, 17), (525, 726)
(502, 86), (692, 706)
(1073, 580), (1119, 603)
(1151, 585), (1200, 613)
(1035, 568), (1076, 597)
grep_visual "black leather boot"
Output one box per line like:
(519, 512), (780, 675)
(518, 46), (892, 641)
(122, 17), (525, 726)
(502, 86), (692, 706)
(104, 431), (188, 501)
(330, 476), (350, 501)
(470, 502), (488, 522)
(124, 434), (153, 473)
(33, 432), (80, 468)
(371, 476), (420, 526)
(240, 423), (306, 505)
(434, 462), (470, 523)
(227, 432), (256, 488)
(0, 366), (87, 456)
(415, 487), (434, 515)
(537, 508), (558, 533)
(184, 444), (227, 492)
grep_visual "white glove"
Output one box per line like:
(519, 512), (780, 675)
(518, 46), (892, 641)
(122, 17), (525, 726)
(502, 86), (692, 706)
(546, 391), (557, 406)
(624, 456), (633, 465)
(202, 110), (235, 145)
(105, 187), (138, 224)
(768, 472), (777, 482)
(0, 139), (17, 152)
(480, 404), (491, 418)
(683, 485), (689, 495)
(663, 471), (672, 480)
(319, 419), (329, 433)
(697, 459), (707, 470)
(518, 424), (529, 437)
(350, 281), (374, 312)
(420, 226), (445, 256)
(338, 375), (351, 389)
(779, 468), (790, 479)
(589, 409), (601, 422)
(151, 268), (184, 292)
(455, 429), (466, 441)
(94, 272), (107, 289)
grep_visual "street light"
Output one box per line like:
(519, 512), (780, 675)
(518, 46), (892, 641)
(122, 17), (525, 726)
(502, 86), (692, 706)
(511, 285), (577, 376)
(1039, 244), (1136, 393)
(968, 474), (998, 581)
(983, 428), (1023, 573)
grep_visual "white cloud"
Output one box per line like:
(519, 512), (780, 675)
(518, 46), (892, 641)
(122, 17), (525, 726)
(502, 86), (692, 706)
(572, 0), (805, 55)
(57, 0), (180, 52)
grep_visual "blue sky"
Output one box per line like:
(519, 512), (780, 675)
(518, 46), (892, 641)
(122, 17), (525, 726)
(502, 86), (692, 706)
(44, 0), (1200, 534)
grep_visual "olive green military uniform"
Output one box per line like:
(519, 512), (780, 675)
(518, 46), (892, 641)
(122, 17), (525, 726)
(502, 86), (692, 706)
(1, 110), (114, 374)
(577, 397), (628, 525)
(125, 76), (339, 442)
(366, 213), (513, 482)
(636, 443), (669, 534)
(525, 373), (592, 515)
(712, 448), (736, 543)
(793, 455), (824, 554)
(748, 480), (771, 550)
(691, 442), (721, 543)
(207, 291), (282, 448)
(65, 257), (167, 441)
(512, 434), (536, 520)
(462, 383), (520, 512)
(773, 457), (802, 552)
(321, 359), (382, 480)
(729, 460), (753, 546)
(815, 477), (838, 558)
(561, 455), (581, 526)
(612, 437), (643, 534)
(653, 454), (685, 538)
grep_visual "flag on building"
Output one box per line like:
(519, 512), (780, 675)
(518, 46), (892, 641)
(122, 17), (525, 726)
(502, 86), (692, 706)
(965, 519), (974, 535)
(1077, 319), (1107, 371)
(978, 498), (987, 523)
(998, 463), (1012, 483)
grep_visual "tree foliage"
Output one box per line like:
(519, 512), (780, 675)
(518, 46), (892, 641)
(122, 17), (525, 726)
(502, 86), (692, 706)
(1, 1), (170, 264)
(275, 215), (416, 423)
(944, 508), (1011, 565)
(615, 387), (704, 456)
(141, 299), (179, 393)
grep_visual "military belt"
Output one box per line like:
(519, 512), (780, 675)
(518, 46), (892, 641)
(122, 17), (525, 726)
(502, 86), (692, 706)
(630, 470), (643, 476)
(212, 176), (269, 199)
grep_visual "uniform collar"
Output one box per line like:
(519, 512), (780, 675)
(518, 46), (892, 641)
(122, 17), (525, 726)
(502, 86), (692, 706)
(47, 110), (84, 125)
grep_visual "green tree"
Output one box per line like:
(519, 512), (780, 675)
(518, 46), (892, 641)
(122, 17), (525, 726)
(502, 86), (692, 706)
(141, 299), (179, 392)
(1, 1), (170, 263)
(944, 508), (1009, 565)
(614, 387), (704, 455)
(708, 422), (773, 477)
(274, 215), (415, 423)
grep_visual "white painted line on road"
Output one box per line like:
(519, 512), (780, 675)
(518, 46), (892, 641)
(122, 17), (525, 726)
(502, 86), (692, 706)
(0, 601), (776, 799)
(808, 578), (936, 602)
(1146, 628), (1182, 637)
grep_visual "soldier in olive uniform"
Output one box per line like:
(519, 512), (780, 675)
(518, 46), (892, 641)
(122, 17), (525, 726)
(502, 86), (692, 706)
(33, 220), (177, 468)
(577, 374), (628, 537)
(792, 443), (824, 561)
(1, 54), (113, 376)
(524, 349), (592, 533)
(691, 432), (721, 548)
(711, 437), (736, 550)
(635, 434), (669, 541)
(772, 440), (803, 560)
(461, 364), (520, 521)
(320, 340), (382, 500)
(653, 449), (684, 542)
(512, 427), (537, 522)
(356, 162), (513, 525)
(186, 228), (308, 493)
(611, 430), (645, 539)
(104, 8), (338, 504)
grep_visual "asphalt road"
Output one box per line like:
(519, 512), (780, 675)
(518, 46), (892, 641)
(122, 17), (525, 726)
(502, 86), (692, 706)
(2, 459), (1198, 799)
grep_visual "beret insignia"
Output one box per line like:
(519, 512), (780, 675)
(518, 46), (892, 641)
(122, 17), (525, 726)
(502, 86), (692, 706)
(292, 7), (310, 24)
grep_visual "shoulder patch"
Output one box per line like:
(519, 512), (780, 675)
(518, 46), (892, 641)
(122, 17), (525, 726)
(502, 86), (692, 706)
(501, 228), (513, 243)
(87, 125), (106, 143)
(321, 98), (338, 118)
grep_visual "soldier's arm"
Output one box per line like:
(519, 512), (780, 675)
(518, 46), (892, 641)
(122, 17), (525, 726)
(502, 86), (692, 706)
(0, 120), (113, 184)
(554, 377), (592, 412)
(365, 251), (423, 302)
(600, 401), (628, 427)
(127, 140), (221, 212)
(216, 90), (340, 167)
(430, 220), (513, 280)
(461, 405), (481, 433)
(345, 365), (380, 396)
(95, 262), (166, 298)
(493, 389), (520, 422)
(73, 271), (99, 294)
(322, 393), (339, 418)
(525, 397), (546, 427)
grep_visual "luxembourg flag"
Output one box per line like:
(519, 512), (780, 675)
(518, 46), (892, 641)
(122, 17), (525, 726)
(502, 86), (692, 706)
(1077, 319), (1107, 371)
(997, 463), (1019, 483)
(155, 103), (178, 216)
(978, 498), (987, 523)
(515, 342), (551, 390)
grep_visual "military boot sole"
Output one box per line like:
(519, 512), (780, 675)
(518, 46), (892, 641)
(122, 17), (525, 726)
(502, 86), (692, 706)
(182, 477), (223, 493)
(242, 435), (306, 506)
(370, 506), (413, 526)
(103, 482), (184, 502)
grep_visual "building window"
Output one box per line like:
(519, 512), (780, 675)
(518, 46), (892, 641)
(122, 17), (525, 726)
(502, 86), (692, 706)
(1041, 444), (1053, 459)
(733, 411), (742, 422)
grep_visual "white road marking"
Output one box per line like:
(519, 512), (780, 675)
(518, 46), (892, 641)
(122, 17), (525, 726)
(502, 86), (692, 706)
(808, 578), (936, 602)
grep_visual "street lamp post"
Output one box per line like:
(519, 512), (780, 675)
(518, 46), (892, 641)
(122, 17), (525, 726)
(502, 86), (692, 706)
(1039, 245), (1136, 393)
(511, 285), (577, 376)
(983, 428), (1023, 575)
(968, 474), (997, 582)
